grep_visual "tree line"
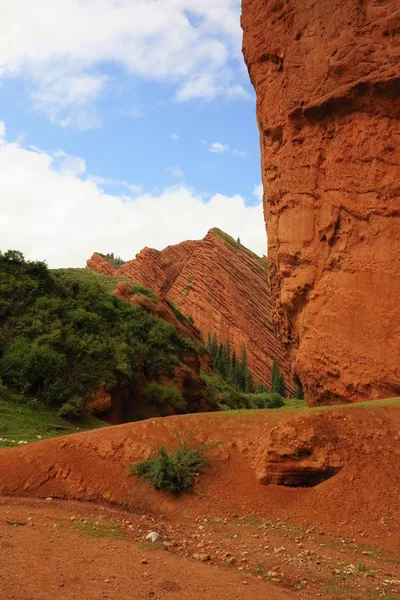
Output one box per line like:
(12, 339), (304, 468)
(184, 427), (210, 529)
(206, 333), (286, 397)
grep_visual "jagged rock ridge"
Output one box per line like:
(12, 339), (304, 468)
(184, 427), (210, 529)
(87, 228), (294, 393)
(242, 0), (400, 404)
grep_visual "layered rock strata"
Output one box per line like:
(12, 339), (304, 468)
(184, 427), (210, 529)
(87, 229), (294, 393)
(242, 0), (400, 403)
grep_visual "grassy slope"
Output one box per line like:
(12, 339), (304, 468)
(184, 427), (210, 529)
(0, 395), (107, 449)
(197, 396), (400, 419)
(53, 268), (157, 300)
(0, 394), (398, 449)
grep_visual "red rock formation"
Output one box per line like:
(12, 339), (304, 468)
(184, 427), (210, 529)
(117, 240), (197, 296)
(87, 229), (294, 393)
(242, 0), (400, 404)
(86, 253), (116, 276)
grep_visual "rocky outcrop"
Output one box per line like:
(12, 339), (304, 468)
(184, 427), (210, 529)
(258, 414), (345, 487)
(242, 0), (400, 404)
(86, 253), (116, 276)
(87, 229), (294, 393)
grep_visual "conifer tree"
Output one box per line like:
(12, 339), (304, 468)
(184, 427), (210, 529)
(245, 370), (254, 393)
(229, 349), (237, 383)
(210, 333), (218, 364)
(271, 360), (279, 394)
(222, 339), (231, 377)
(278, 372), (285, 397)
(271, 361), (285, 397)
(216, 342), (224, 372)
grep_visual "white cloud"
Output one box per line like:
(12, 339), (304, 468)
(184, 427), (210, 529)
(209, 142), (230, 154)
(167, 167), (185, 178)
(0, 127), (266, 267)
(88, 175), (143, 195)
(52, 150), (86, 176)
(232, 149), (248, 157)
(31, 72), (107, 129)
(169, 133), (180, 141)
(0, 0), (246, 126)
(253, 183), (263, 202)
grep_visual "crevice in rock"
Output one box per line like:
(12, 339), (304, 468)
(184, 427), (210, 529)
(263, 464), (342, 487)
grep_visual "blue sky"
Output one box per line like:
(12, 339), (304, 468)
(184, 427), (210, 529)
(0, 0), (265, 267)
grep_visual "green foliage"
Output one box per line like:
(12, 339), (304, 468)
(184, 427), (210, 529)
(257, 382), (269, 394)
(271, 361), (286, 397)
(206, 335), (256, 394)
(131, 282), (157, 301)
(129, 441), (208, 495)
(0, 388), (106, 448)
(97, 252), (125, 269)
(166, 299), (186, 323)
(144, 382), (186, 411)
(200, 371), (284, 410)
(188, 315), (194, 325)
(0, 251), (193, 417)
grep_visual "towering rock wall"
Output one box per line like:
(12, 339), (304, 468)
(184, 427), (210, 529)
(242, 0), (400, 404)
(87, 229), (294, 393)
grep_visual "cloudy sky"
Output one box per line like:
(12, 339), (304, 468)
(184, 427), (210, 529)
(0, 0), (265, 267)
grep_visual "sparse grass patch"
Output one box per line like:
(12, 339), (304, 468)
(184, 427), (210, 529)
(211, 228), (240, 250)
(137, 540), (165, 551)
(73, 519), (122, 540)
(242, 516), (262, 528)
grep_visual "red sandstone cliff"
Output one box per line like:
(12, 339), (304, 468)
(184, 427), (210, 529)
(87, 229), (293, 393)
(242, 0), (400, 404)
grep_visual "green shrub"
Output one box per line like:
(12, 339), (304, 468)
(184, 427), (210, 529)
(0, 251), (194, 417)
(131, 282), (157, 301)
(166, 299), (186, 323)
(129, 441), (208, 495)
(144, 382), (186, 410)
(265, 393), (284, 408)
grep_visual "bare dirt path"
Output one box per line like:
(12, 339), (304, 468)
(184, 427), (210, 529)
(1, 496), (398, 600)
(0, 498), (301, 600)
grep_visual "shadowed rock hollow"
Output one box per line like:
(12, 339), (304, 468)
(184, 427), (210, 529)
(242, 0), (400, 404)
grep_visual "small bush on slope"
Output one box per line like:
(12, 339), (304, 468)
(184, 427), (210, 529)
(129, 441), (209, 495)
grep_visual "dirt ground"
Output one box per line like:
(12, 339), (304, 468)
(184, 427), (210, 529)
(1, 402), (400, 599)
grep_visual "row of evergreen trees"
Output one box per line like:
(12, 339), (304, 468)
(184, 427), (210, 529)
(206, 333), (254, 392)
(206, 333), (286, 397)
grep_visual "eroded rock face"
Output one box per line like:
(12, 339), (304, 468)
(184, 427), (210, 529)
(242, 0), (400, 403)
(86, 254), (116, 276)
(87, 229), (293, 392)
(258, 414), (345, 487)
